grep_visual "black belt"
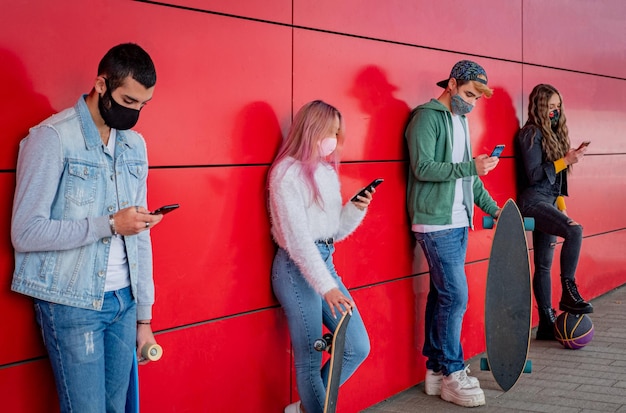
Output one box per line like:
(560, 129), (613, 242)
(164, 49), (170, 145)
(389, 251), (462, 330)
(315, 238), (334, 246)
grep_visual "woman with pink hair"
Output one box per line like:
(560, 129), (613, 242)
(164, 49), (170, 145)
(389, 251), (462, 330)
(269, 100), (374, 413)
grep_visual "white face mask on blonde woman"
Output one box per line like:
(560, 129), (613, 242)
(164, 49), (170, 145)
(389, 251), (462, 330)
(319, 136), (337, 157)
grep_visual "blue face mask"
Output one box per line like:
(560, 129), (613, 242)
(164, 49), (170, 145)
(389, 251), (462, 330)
(451, 93), (474, 116)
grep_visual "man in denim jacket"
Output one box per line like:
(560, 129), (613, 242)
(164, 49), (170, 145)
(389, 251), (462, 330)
(11, 43), (163, 412)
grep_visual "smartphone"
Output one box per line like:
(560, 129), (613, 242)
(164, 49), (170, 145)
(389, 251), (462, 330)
(151, 204), (180, 215)
(490, 144), (505, 157)
(351, 178), (384, 202)
(576, 141), (591, 151)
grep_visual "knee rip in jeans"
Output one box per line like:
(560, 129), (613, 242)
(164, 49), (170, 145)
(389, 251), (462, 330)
(549, 242), (556, 249)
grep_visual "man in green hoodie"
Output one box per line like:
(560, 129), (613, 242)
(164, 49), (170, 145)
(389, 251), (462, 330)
(405, 60), (501, 408)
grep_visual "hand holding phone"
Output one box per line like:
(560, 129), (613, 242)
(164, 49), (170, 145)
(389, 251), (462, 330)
(151, 204), (180, 215)
(351, 179), (384, 202)
(576, 141), (591, 151)
(490, 144), (505, 158)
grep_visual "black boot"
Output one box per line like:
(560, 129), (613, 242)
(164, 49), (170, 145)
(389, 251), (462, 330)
(559, 279), (593, 314)
(536, 307), (557, 340)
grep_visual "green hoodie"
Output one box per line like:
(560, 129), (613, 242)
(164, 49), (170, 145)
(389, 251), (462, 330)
(405, 98), (498, 227)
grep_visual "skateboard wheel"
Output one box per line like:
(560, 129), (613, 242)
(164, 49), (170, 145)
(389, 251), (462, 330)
(141, 343), (163, 361)
(523, 217), (535, 231)
(483, 216), (494, 229)
(313, 338), (328, 352)
(524, 360), (532, 373)
(480, 357), (490, 371)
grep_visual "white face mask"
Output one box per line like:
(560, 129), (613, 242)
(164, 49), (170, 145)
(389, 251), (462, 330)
(319, 136), (337, 157)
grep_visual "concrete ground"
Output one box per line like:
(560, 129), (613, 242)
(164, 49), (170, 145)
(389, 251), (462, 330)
(363, 284), (626, 413)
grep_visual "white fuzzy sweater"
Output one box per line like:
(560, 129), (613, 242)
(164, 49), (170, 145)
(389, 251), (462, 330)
(269, 158), (366, 295)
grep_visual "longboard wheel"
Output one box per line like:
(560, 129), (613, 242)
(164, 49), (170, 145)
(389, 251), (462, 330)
(480, 357), (490, 371)
(524, 360), (532, 373)
(523, 217), (535, 231)
(483, 216), (494, 229)
(141, 343), (163, 361)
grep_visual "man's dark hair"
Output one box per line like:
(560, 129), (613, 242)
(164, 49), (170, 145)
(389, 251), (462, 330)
(98, 43), (156, 91)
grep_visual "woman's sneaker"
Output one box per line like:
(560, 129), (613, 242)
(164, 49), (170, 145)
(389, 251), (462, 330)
(284, 401), (302, 413)
(425, 366), (479, 396)
(441, 368), (485, 407)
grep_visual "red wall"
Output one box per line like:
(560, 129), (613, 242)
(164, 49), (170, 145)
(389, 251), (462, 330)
(1, 1), (625, 411)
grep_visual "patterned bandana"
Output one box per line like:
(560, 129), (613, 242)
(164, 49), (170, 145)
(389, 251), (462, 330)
(437, 60), (488, 88)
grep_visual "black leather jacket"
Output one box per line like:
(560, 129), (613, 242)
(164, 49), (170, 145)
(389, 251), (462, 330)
(514, 125), (568, 209)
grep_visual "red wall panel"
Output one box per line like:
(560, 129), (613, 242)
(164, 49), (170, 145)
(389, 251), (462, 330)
(523, 0), (626, 78)
(148, 167), (276, 329)
(140, 309), (291, 412)
(294, 0), (523, 61)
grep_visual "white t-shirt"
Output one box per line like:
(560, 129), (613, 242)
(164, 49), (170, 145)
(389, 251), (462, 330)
(413, 114), (470, 233)
(105, 129), (131, 292)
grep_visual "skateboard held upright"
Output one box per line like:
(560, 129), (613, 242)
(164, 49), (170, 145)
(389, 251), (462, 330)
(314, 311), (351, 413)
(482, 199), (533, 392)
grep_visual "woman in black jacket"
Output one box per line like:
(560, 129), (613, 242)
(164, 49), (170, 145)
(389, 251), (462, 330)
(515, 84), (593, 340)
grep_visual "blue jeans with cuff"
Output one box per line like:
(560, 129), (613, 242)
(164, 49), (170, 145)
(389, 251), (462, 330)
(415, 227), (469, 376)
(272, 243), (370, 413)
(34, 286), (136, 413)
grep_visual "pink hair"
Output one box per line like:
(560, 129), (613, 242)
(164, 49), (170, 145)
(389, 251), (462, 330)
(270, 100), (344, 205)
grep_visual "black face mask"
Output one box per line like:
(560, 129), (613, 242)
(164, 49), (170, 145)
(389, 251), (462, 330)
(549, 109), (560, 129)
(98, 79), (140, 130)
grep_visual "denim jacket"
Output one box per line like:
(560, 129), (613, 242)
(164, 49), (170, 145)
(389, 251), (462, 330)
(11, 96), (154, 320)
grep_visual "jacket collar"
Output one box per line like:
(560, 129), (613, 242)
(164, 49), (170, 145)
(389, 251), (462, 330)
(75, 95), (133, 151)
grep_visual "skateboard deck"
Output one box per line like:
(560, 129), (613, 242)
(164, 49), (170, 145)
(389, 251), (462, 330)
(125, 351), (139, 413)
(314, 311), (351, 413)
(483, 199), (533, 392)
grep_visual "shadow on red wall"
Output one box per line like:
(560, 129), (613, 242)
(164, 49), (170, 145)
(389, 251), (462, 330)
(350, 65), (410, 161)
(474, 86), (520, 157)
(0, 48), (55, 169)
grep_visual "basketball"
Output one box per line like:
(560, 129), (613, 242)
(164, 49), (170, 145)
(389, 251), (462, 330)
(554, 312), (594, 349)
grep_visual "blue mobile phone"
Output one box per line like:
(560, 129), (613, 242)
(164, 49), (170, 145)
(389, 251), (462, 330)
(490, 144), (505, 157)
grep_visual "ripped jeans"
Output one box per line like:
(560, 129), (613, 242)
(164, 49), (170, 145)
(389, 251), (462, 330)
(34, 287), (136, 413)
(519, 200), (583, 309)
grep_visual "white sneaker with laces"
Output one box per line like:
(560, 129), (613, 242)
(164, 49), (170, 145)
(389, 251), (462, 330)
(425, 366), (479, 396)
(441, 367), (485, 407)
(284, 401), (302, 413)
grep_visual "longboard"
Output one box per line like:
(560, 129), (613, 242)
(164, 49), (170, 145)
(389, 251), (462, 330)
(482, 199), (533, 391)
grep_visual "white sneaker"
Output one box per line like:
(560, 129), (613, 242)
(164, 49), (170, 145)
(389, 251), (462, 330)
(441, 368), (485, 407)
(284, 401), (302, 413)
(424, 369), (443, 395)
(425, 366), (479, 396)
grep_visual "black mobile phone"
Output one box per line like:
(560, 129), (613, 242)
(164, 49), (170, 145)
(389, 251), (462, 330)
(351, 178), (384, 202)
(576, 141), (591, 151)
(151, 204), (180, 215)
(490, 144), (505, 157)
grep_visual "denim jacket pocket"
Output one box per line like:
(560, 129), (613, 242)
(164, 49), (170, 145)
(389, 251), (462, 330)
(65, 160), (98, 205)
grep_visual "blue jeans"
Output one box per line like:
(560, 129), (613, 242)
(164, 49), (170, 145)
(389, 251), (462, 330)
(415, 227), (468, 376)
(272, 244), (370, 413)
(520, 200), (583, 309)
(34, 287), (137, 413)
